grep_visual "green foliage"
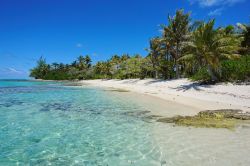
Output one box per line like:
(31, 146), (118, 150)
(163, 9), (191, 78)
(237, 22), (250, 54)
(30, 56), (49, 79)
(190, 67), (211, 82)
(190, 55), (250, 82)
(30, 55), (93, 80)
(221, 55), (250, 81)
(182, 19), (242, 81)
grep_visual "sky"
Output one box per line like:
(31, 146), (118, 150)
(0, 0), (249, 79)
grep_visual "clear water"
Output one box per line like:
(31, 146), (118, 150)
(0, 80), (250, 166)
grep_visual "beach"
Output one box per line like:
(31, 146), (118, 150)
(80, 79), (250, 115)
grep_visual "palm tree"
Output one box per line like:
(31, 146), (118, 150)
(58, 63), (65, 70)
(110, 55), (121, 76)
(181, 19), (242, 81)
(163, 9), (190, 78)
(77, 55), (85, 70)
(146, 37), (163, 78)
(84, 55), (92, 68)
(30, 56), (49, 79)
(237, 22), (250, 54)
(71, 60), (77, 67)
(121, 54), (130, 61)
(52, 62), (59, 70)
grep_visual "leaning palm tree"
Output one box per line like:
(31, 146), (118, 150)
(181, 19), (242, 81)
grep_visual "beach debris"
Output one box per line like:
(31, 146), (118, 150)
(156, 109), (250, 130)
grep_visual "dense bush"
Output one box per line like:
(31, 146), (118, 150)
(221, 55), (250, 82)
(190, 67), (211, 82)
(190, 55), (250, 82)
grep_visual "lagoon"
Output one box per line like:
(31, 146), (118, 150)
(0, 80), (250, 165)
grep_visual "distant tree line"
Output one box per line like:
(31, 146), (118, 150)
(30, 9), (250, 83)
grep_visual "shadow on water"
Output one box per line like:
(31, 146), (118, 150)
(0, 99), (25, 108)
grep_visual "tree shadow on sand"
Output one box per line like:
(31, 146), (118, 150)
(120, 79), (141, 84)
(144, 79), (167, 85)
(171, 82), (212, 92)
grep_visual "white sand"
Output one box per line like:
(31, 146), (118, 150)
(80, 79), (250, 115)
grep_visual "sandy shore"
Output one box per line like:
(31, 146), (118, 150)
(79, 79), (250, 115)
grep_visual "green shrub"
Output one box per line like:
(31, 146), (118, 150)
(190, 67), (211, 82)
(221, 55), (250, 81)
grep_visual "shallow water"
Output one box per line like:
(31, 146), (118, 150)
(0, 80), (250, 166)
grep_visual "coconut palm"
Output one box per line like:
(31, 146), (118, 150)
(237, 22), (250, 54)
(77, 55), (85, 70)
(163, 9), (190, 78)
(84, 55), (92, 68)
(146, 37), (163, 78)
(52, 62), (59, 70)
(181, 19), (242, 81)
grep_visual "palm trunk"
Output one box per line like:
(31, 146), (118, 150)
(207, 65), (218, 81)
(175, 43), (180, 79)
(155, 70), (158, 79)
(176, 60), (179, 79)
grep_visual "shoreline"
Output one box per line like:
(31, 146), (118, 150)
(79, 79), (250, 115)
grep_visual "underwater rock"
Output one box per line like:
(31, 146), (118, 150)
(39, 102), (73, 112)
(122, 110), (151, 117)
(0, 99), (24, 108)
(145, 115), (162, 119)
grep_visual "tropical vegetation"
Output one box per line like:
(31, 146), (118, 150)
(30, 9), (250, 83)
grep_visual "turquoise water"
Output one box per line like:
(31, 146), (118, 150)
(0, 80), (164, 165)
(1, 80), (250, 166)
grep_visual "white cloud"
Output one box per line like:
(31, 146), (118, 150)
(0, 67), (25, 74)
(8, 68), (23, 74)
(92, 53), (98, 57)
(208, 8), (224, 16)
(76, 43), (83, 48)
(189, 0), (245, 7)
(189, 0), (245, 16)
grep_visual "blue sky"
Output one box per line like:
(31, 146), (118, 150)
(0, 0), (249, 78)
